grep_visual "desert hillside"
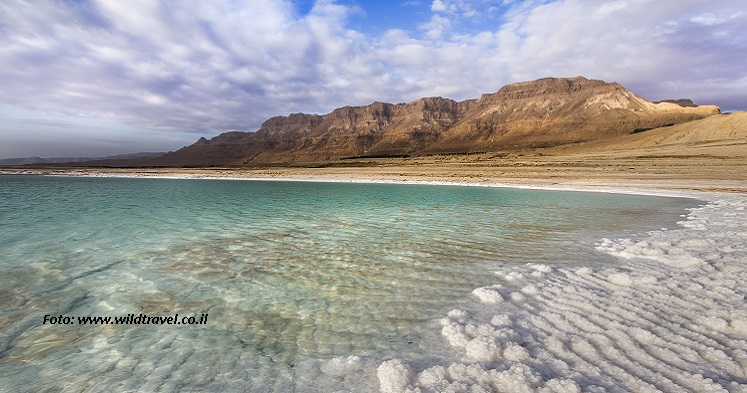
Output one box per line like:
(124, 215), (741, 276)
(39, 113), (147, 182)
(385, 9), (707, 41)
(545, 111), (747, 157)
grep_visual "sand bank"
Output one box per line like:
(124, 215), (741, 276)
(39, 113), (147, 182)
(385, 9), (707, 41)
(3, 153), (745, 196)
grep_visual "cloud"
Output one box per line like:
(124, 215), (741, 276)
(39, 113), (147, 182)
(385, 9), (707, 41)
(430, 0), (495, 18)
(0, 0), (376, 133)
(0, 0), (745, 157)
(489, 0), (747, 105)
(420, 15), (453, 39)
(391, 0), (747, 107)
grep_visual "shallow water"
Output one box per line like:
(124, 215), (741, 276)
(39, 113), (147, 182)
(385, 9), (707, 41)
(0, 175), (697, 392)
(394, 194), (747, 393)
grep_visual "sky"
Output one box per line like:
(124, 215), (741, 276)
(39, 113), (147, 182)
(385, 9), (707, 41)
(1, 0), (745, 159)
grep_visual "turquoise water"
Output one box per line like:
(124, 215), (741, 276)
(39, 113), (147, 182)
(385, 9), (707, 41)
(0, 175), (697, 392)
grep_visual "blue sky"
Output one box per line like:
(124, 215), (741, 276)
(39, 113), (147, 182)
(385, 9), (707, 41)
(1, 0), (745, 158)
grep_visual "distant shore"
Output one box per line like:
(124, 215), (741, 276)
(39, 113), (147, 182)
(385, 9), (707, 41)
(2, 149), (745, 195)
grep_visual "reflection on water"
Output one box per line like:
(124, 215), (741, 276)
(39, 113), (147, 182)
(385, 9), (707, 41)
(0, 175), (696, 392)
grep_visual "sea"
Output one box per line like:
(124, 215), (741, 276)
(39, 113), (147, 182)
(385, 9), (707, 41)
(0, 174), (700, 392)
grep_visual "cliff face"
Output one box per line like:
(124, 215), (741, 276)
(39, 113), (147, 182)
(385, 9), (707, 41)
(155, 77), (719, 165)
(421, 77), (719, 153)
(247, 98), (467, 160)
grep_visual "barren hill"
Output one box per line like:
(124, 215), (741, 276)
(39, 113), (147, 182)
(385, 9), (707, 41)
(547, 110), (747, 157)
(152, 77), (719, 166)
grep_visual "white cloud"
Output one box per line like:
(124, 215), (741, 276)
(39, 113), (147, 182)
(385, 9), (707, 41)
(420, 15), (453, 39)
(488, 0), (747, 103)
(431, 0), (448, 13)
(0, 0), (745, 157)
(430, 0), (492, 18)
(0, 0), (375, 133)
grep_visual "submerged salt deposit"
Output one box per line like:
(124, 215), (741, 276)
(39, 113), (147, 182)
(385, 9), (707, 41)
(377, 194), (747, 392)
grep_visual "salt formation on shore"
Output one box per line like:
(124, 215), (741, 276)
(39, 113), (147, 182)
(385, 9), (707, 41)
(378, 195), (747, 392)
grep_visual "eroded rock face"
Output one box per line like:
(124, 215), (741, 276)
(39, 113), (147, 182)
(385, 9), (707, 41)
(154, 77), (720, 165)
(422, 77), (719, 153)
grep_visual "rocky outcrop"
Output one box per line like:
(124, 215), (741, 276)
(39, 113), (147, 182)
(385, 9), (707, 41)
(154, 77), (719, 165)
(654, 99), (697, 107)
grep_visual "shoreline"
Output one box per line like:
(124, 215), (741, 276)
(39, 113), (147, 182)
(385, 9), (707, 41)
(2, 166), (743, 200)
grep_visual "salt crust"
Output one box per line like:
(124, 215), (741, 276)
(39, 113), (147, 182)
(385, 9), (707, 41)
(377, 194), (747, 392)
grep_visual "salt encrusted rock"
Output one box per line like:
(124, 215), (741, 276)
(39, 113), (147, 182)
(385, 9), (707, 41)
(472, 285), (506, 303)
(385, 195), (747, 393)
(377, 359), (413, 393)
(607, 272), (633, 286)
(321, 355), (362, 376)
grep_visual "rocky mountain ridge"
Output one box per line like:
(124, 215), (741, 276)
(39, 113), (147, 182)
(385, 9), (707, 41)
(152, 76), (720, 165)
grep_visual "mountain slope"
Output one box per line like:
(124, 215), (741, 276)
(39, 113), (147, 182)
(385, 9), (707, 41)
(153, 77), (719, 166)
(547, 111), (747, 155)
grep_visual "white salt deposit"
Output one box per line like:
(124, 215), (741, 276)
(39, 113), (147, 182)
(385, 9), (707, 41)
(322, 355), (364, 376)
(377, 194), (747, 392)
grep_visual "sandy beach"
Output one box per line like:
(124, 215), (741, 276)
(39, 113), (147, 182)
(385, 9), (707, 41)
(4, 147), (745, 195)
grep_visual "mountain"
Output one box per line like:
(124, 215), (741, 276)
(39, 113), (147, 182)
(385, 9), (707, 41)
(150, 76), (720, 166)
(420, 77), (718, 153)
(0, 152), (165, 166)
